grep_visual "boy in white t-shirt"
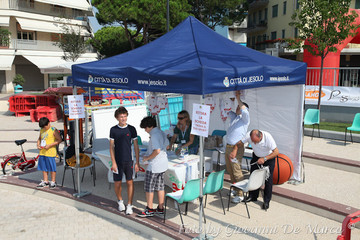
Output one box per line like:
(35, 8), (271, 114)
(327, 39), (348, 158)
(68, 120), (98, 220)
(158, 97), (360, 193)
(137, 116), (169, 217)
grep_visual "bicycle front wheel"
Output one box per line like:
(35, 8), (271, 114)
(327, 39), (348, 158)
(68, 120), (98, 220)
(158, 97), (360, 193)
(2, 156), (20, 175)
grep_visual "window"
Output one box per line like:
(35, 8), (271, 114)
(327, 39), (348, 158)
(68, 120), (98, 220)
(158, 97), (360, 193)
(16, 23), (35, 40)
(265, 8), (268, 20)
(19, 0), (34, 8)
(253, 12), (256, 25)
(259, 10), (262, 22)
(296, 0), (299, 9)
(17, 31), (35, 40)
(294, 27), (298, 38)
(263, 34), (267, 41)
(252, 36), (256, 48)
(282, 29), (285, 38)
(271, 31), (277, 40)
(283, 1), (287, 15)
(356, 0), (360, 9)
(51, 5), (66, 16)
(272, 5), (278, 18)
(257, 35), (262, 43)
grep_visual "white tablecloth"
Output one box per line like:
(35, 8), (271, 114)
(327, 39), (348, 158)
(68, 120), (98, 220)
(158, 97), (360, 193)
(95, 147), (201, 192)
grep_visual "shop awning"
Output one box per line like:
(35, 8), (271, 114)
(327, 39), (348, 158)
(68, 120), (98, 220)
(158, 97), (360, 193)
(23, 56), (96, 73)
(34, 0), (91, 12)
(0, 55), (15, 70)
(16, 17), (89, 35)
(0, 16), (10, 27)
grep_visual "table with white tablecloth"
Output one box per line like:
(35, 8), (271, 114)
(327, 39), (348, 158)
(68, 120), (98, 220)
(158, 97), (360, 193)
(95, 147), (204, 192)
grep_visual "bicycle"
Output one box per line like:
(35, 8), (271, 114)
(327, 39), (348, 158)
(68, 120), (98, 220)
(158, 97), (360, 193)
(1, 139), (39, 175)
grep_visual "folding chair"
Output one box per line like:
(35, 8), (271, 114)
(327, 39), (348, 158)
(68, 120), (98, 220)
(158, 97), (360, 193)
(227, 167), (269, 218)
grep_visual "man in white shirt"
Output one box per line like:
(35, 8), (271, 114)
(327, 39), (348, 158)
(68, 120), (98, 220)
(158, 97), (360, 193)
(232, 129), (279, 210)
(226, 91), (250, 203)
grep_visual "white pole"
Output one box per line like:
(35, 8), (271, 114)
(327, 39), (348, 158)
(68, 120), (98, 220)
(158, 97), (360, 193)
(84, 109), (89, 149)
(198, 95), (205, 238)
(72, 86), (91, 198)
(72, 86), (81, 197)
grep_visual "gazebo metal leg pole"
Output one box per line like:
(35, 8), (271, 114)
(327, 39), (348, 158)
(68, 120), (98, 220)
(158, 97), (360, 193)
(72, 85), (91, 198)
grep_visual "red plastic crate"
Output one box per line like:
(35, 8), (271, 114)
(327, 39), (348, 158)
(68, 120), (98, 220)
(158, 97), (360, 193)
(29, 109), (37, 122)
(36, 105), (61, 122)
(9, 95), (59, 117)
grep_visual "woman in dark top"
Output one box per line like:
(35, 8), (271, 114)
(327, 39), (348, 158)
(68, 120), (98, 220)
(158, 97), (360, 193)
(167, 110), (199, 155)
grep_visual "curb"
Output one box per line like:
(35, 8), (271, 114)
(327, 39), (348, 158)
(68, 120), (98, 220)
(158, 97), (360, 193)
(304, 128), (360, 143)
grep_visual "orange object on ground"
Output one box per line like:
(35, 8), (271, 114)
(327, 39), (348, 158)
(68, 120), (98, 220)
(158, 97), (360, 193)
(273, 153), (294, 185)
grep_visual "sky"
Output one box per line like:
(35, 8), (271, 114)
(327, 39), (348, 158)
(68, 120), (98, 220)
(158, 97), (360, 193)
(89, 16), (102, 33)
(88, 7), (102, 33)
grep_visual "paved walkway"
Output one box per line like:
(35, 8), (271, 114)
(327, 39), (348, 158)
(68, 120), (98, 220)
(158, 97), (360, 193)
(0, 111), (359, 239)
(0, 187), (149, 240)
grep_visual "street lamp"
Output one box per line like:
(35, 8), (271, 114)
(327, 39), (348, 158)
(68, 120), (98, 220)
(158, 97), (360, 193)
(167, 0), (169, 32)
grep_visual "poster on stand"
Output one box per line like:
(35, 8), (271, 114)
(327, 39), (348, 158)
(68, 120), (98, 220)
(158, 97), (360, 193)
(68, 95), (85, 119)
(191, 104), (210, 137)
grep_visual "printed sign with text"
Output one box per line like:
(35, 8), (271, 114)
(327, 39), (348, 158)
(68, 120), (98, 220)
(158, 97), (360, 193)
(191, 104), (210, 137)
(68, 95), (85, 119)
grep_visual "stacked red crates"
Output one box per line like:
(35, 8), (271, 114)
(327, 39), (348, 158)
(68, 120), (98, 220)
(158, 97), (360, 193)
(8, 95), (59, 118)
(36, 105), (62, 122)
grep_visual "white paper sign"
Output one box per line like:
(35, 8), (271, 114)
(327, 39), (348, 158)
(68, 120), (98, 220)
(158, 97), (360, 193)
(68, 95), (85, 119)
(191, 104), (210, 137)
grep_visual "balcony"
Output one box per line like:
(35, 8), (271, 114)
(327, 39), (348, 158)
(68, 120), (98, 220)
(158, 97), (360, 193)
(248, 0), (269, 10)
(247, 20), (268, 34)
(5, 0), (90, 20)
(10, 39), (95, 52)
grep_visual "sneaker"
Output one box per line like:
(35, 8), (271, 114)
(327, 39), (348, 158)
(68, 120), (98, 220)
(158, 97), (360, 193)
(49, 181), (56, 189)
(155, 206), (164, 215)
(118, 200), (126, 212)
(231, 196), (244, 204)
(37, 180), (49, 188)
(137, 207), (155, 218)
(125, 204), (133, 215)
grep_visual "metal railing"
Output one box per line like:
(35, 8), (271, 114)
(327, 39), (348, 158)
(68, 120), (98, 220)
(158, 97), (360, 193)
(306, 67), (360, 87)
(4, 0), (90, 20)
(11, 39), (96, 52)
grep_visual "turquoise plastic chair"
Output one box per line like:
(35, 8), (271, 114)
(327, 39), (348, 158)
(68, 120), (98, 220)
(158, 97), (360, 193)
(203, 170), (226, 215)
(304, 109), (320, 140)
(164, 178), (205, 228)
(211, 130), (226, 137)
(345, 113), (360, 145)
(210, 130), (226, 171)
(137, 136), (142, 145)
(111, 99), (120, 106)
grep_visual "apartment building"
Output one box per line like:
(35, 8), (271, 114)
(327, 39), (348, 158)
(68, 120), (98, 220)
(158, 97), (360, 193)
(0, 0), (97, 93)
(215, 18), (248, 46)
(246, 0), (360, 65)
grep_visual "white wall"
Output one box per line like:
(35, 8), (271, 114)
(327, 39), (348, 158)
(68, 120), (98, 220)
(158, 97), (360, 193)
(184, 85), (305, 181)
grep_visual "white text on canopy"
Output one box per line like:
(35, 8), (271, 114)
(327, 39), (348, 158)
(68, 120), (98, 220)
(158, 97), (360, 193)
(68, 95), (85, 119)
(191, 104), (210, 137)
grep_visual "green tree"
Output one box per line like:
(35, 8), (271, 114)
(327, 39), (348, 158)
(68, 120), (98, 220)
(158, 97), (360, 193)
(13, 74), (25, 86)
(0, 28), (11, 47)
(92, 0), (191, 49)
(188, 0), (248, 29)
(88, 26), (142, 58)
(53, 23), (90, 62)
(288, 0), (359, 109)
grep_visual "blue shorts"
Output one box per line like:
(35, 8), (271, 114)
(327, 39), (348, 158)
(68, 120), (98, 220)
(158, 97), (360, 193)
(113, 161), (133, 182)
(37, 156), (57, 172)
